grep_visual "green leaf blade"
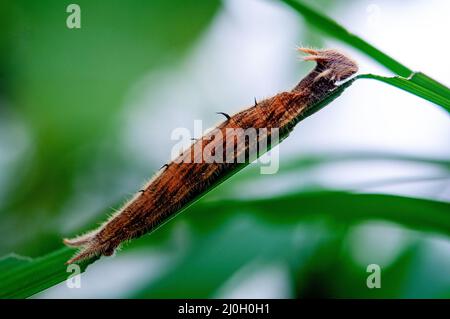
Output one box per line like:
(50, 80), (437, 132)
(358, 74), (450, 112)
(0, 248), (95, 299)
(1, 192), (449, 298)
(281, 0), (412, 76)
(281, 0), (450, 113)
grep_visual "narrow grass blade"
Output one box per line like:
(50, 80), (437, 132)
(1, 191), (448, 298)
(281, 0), (411, 76)
(133, 191), (450, 298)
(281, 0), (450, 112)
(358, 74), (450, 112)
(0, 248), (96, 299)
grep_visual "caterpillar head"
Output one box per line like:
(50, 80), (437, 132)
(298, 48), (358, 82)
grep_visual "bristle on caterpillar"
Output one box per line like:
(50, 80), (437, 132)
(298, 47), (358, 82)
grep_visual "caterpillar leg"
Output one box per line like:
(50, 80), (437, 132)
(63, 233), (116, 264)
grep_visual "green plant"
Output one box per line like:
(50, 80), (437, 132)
(282, 0), (450, 113)
(0, 0), (448, 299)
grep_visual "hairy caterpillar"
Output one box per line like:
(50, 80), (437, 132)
(64, 48), (358, 264)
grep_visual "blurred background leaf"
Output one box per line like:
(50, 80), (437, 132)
(1, 191), (448, 298)
(0, 0), (221, 256)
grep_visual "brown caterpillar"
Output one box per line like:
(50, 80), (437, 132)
(64, 48), (358, 264)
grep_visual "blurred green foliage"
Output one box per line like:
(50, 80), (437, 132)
(0, 0), (220, 256)
(1, 190), (449, 298)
